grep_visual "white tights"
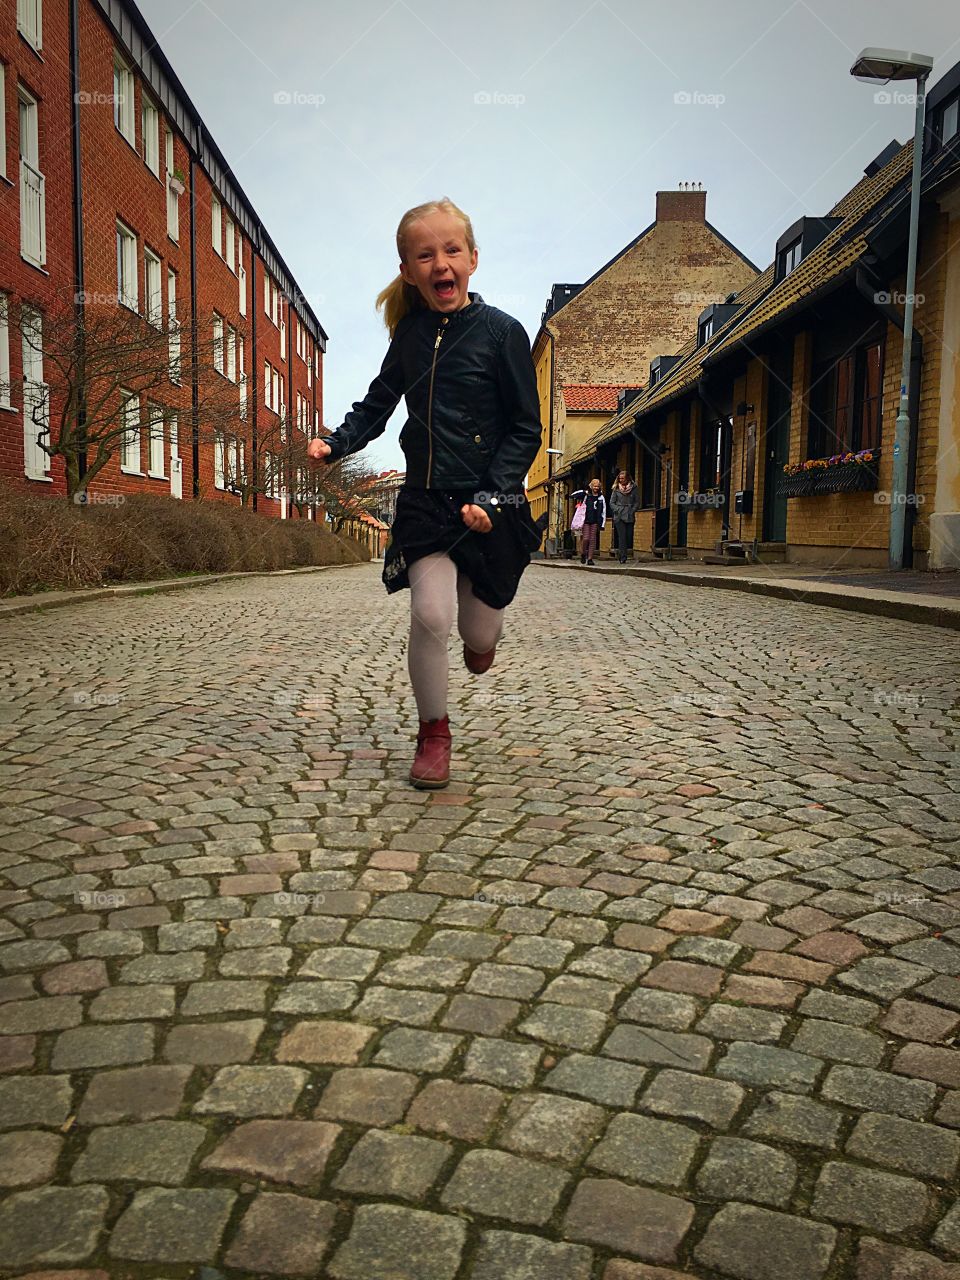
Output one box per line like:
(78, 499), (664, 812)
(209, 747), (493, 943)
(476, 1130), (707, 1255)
(407, 553), (505, 720)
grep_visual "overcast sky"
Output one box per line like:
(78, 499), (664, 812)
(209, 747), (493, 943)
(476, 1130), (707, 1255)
(139, 0), (955, 474)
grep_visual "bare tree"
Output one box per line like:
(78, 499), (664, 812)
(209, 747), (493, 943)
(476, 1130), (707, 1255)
(12, 287), (243, 503)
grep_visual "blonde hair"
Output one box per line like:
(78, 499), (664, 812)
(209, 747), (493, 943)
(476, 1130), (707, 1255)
(376, 197), (477, 338)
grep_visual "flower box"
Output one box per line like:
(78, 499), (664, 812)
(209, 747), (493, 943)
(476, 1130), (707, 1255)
(778, 452), (880, 498)
(169, 173), (186, 197)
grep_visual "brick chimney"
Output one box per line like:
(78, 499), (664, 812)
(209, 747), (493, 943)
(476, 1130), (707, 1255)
(656, 189), (707, 222)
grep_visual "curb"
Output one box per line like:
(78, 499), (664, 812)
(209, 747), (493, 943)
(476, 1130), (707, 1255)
(531, 560), (960, 631)
(0, 559), (367, 620)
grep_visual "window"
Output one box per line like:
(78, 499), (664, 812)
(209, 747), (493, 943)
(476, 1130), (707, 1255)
(264, 359), (272, 410)
(697, 316), (714, 347)
(224, 216), (235, 271)
(144, 248), (162, 327)
(314, 408), (319, 438)
(307, 354), (312, 389)
(279, 308), (286, 359)
(238, 246), (247, 316)
(273, 367), (280, 416)
(808, 340), (884, 457)
(116, 221), (137, 310)
(142, 94), (159, 175)
(165, 129), (179, 241)
(168, 412), (178, 461)
(0, 294), (10, 408)
(17, 0), (42, 52)
(0, 63), (6, 179)
(639, 437), (661, 509)
(226, 324), (236, 383)
(239, 336), (247, 420)
(940, 94), (959, 146)
(214, 430), (225, 488)
(113, 55), (135, 145)
(295, 316), (302, 359)
(18, 86), (44, 268)
(698, 417), (730, 493)
(778, 236), (802, 280)
(211, 196), (222, 255)
(120, 390), (141, 473)
(264, 273), (271, 317)
(167, 269), (180, 383)
(213, 312), (224, 374)
(21, 304), (49, 480)
(147, 402), (164, 476)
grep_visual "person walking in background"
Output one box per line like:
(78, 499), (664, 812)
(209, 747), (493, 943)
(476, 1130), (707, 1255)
(307, 197), (542, 791)
(580, 478), (605, 565)
(610, 470), (640, 563)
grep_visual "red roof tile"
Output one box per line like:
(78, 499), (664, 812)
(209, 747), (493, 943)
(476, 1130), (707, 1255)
(562, 384), (643, 412)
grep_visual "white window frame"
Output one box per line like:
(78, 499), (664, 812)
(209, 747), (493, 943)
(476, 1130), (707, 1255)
(164, 128), (179, 242)
(147, 401), (165, 477)
(314, 408), (319, 437)
(239, 336), (247, 420)
(18, 85), (44, 269)
(264, 359), (272, 410)
(213, 312), (224, 375)
(0, 63), (7, 180)
(264, 273), (271, 318)
(272, 367), (280, 417)
(278, 308), (285, 359)
(167, 269), (180, 383)
(21, 304), (50, 480)
(307, 355), (312, 389)
(214, 430), (225, 489)
(0, 294), (10, 408)
(120, 390), (141, 474)
(226, 323), (236, 384)
(211, 195), (222, 255)
(224, 215), (235, 272)
(144, 248), (162, 328)
(116, 220), (138, 312)
(17, 0), (42, 53)
(113, 55), (135, 146)
(238, 251), (247, 316)
(142, 93), (159, 176)
(271, 281), (279, 327)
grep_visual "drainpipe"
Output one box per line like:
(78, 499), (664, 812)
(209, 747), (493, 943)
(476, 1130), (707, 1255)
(188, 144), (200, 498)
(69, 0), (87, 484)
(855, 263), (923, 567)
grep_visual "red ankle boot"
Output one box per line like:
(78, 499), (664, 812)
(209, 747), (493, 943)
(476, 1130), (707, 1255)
(463, 642), (497, 675)
(409, 715), (452, 789)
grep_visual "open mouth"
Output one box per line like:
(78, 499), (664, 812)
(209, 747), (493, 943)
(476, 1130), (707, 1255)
(434, 279), (456, 299)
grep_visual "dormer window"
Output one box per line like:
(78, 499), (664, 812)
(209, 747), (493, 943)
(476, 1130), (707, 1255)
(649, 355), (680, 386)
(775, 216), (842, 282)
(698, 317), (714, 346)
(940, 94), (959, 145)
(696, 302), (739, 349)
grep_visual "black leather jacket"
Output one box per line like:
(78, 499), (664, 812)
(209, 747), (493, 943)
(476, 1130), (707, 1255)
(323, 293), (542, 519)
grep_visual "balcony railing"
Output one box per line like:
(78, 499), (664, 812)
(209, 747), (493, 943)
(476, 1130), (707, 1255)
(20, 158), (46, 268)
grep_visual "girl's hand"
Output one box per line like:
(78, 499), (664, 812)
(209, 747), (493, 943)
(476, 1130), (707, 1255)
(306, 439), (332, 465)
(460, 503), (493, 533)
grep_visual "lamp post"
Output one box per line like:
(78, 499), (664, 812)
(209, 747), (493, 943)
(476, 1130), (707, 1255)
(850, 47), (933, 570)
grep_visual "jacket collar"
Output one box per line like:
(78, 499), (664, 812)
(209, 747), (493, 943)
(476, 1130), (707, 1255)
(413, 292), (485, 327)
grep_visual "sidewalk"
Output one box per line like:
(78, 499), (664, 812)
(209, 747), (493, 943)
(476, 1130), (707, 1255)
(0, 561), (360, 620)
(533, 556), (960, 630)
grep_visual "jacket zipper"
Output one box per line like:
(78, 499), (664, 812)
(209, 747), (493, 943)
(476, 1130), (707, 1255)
(425, 323), (445, 487)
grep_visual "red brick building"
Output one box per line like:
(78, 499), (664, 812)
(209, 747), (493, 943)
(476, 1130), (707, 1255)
(0, 0), (326, 516)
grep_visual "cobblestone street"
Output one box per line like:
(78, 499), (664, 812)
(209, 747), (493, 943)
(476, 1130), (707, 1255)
(2, 560), (960, 1280)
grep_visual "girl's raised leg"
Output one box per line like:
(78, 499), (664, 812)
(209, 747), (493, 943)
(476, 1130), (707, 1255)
(456, 571), (504, 669)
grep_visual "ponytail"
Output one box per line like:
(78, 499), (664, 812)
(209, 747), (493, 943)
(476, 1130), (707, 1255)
(376, 196), (477, 339)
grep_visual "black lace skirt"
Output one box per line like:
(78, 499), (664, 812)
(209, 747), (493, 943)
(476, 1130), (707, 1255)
(382, 487), (543, 610)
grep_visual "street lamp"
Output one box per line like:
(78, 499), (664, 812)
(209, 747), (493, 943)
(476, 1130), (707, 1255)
(850, 47), (934, 570)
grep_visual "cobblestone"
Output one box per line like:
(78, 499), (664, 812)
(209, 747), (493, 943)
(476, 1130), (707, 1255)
(3, 564), (959, 1274)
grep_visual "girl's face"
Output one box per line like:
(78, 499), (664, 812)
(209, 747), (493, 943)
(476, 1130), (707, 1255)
(399, 210), (478, 314)
(590, 480), (600, 493)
